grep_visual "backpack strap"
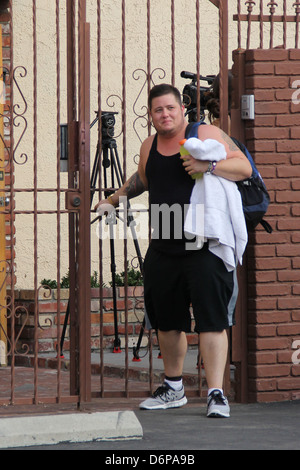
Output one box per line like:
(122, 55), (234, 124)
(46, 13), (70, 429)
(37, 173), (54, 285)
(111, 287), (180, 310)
(185, 121), (206, 139)
(260, 219), (273, 234)
(231, 137), (273, 234)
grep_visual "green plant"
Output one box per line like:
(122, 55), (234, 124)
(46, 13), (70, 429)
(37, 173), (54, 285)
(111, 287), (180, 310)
(91, 270), (101, 288)
(40, 278), (58, 289)
(41, 270), (106, 289)
(60, 270), (70, 288)
(41, 270), (70, 289)
(111, 262), (143, 287)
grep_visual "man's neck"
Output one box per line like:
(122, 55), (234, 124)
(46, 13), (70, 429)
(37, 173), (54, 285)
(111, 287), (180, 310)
(156, 122), (188, 156)
(157, 121), (188, 142)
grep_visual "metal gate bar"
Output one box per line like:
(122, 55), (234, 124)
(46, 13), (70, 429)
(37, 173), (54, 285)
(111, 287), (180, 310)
(66, 0), (79, 399)
(0, 0), (81, 406)
(7, 0), (15, 405)
(77, 1), (92, 404)
(55, 0), (62, 402)
(0, 0), (234, 408)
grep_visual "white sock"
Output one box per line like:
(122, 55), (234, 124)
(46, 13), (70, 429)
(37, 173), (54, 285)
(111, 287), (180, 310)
(164, 378), (183, 391)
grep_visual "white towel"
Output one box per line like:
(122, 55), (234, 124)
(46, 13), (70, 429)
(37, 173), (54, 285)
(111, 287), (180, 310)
(183, 137), (227, 161)
(183, 138), (248, 271)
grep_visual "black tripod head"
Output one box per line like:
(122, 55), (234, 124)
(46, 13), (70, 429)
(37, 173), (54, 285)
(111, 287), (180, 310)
(92, 110), (118, 144)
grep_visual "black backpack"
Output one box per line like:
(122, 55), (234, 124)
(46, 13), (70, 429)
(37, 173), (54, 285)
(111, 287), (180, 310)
(185, 122), (273, 233)
(231, 137), (272, 233)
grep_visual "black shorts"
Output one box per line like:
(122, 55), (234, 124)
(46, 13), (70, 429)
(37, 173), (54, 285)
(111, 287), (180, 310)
(144, 243), (234, 333)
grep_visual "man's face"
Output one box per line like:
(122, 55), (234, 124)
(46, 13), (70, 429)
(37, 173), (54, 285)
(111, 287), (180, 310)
(150, 93), (185, 136)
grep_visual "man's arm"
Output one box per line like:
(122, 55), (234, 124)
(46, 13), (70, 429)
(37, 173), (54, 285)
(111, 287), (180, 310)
(211, 127), (252, 181)
(181, 124), (252, 182)
(93, 136), (151, 212)
(93, 170), (147, 213)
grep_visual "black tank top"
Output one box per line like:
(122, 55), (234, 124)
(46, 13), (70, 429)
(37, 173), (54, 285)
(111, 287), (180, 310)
(145, 134), (195, 255)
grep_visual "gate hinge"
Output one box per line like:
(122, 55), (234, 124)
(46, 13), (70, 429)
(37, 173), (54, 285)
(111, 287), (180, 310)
(65, 191), (81, 210)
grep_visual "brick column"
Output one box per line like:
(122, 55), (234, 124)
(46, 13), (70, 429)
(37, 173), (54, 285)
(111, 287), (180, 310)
(242, 49), (300, 402)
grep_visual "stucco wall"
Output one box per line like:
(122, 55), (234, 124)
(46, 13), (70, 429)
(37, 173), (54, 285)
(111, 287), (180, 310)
(10, 1), (298, 288)
(10, 0), (224, 288)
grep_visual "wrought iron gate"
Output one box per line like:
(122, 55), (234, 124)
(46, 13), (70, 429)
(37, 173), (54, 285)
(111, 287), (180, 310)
(0, 0), (93, 406)
(0, 0), (251, 409)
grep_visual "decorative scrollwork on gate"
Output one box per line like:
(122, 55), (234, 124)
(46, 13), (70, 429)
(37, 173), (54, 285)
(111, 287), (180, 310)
(0, 66), (10, 171)
(12, 66), (28, 165)
(37, 284), (53, 330)
(105, 94), (123, 139)
(5, 290), (30, 357)
(132, 67), (166, 143)
(0, 65), (29, 167)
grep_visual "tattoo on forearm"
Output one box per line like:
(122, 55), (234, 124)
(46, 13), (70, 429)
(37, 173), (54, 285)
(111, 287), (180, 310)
(125, 172), (146, 199)
(219, 129), (239, 152)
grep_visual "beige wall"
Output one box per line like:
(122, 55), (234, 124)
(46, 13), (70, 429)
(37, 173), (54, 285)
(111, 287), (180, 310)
(10, 0), (219, 288)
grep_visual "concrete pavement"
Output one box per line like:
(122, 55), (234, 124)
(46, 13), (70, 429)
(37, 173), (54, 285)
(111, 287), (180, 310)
(0, 410), (143, 449)
(5, 400), (300, 450)
(1, 348), (300, 450)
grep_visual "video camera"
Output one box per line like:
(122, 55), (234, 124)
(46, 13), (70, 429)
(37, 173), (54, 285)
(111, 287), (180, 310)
(181, 71), (215, 122)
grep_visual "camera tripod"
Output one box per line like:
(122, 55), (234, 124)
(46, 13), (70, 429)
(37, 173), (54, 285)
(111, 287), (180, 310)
(60, 111), (147, 360)
(90, 111), (145, 355)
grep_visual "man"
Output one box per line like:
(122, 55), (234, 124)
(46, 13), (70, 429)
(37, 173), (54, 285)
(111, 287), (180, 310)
(94, 84), (252, 417)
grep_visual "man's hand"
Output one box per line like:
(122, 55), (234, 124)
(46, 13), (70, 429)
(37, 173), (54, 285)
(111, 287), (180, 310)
(180, 155), (209, 176)
(93, 171), (147, 219)
(94, 198), (116, 217)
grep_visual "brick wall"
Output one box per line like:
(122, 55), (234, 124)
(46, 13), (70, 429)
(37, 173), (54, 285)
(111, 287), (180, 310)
(13, 286), (199, 358)
(13, 287), (146, 356)
(243, 49), (300, 402)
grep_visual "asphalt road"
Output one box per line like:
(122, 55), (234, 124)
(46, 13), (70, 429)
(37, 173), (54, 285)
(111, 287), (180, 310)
(9, 399), (300, 451)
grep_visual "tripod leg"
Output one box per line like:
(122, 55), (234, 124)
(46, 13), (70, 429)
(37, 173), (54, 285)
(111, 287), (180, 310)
(132, 317), (145, 362)
(108, 219), (121, 353)
(125, 204), (147, 361)
(105, 148), (122, 353)
(90, 145), (100, 206)
(157, 330), (162, 359)
(91, 137), (148, 358)
(109, 148), (149, 360)
(58, 301), (69, 358)
(110, 145), (124, 187)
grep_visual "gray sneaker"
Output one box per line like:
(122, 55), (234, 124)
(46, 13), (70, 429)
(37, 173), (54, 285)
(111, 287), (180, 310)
(207, 390), (230, 418)
(139, 383), (187, 410)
